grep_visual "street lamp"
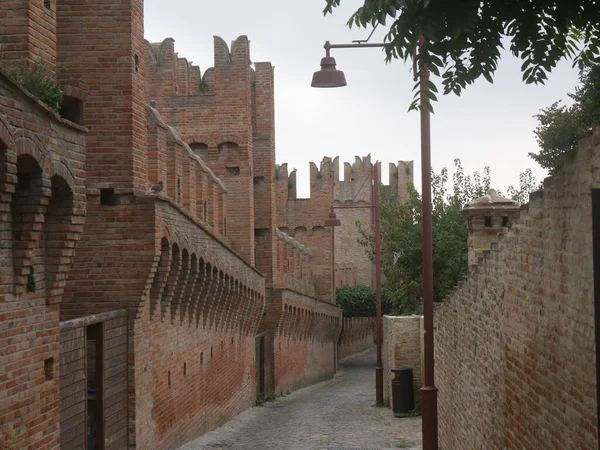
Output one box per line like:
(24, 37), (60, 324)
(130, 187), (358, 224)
(312, 39), (438, 449)
(326, 164), (384, 406)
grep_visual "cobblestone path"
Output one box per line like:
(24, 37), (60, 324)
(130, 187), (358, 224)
(178, 348), (422, 450)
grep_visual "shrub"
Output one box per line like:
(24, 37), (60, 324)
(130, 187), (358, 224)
(336, 284), (394, 317)
(1, 60), (63, 114)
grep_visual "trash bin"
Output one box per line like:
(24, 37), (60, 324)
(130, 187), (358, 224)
(391, 367), (414, 417)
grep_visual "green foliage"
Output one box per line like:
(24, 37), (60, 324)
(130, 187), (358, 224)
(0, 59), (63, 113)
(506, 168), (542, 205)
(322, 0), (600, 109)
(529, 64), (600, 174)
(335, 284), (395, 317)
(357, 160), (539, 307)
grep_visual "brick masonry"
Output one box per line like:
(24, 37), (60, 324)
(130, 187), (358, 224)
(382, 316), (423, 409)
(339, 317), (375, 359)
(0, 71), (86, 450)
(434, 126), (600, 449)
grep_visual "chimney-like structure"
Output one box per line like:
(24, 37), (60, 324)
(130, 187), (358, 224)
(462, 189), (521, 265)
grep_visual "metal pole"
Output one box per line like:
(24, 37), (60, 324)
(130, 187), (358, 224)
(374, 163), (383, 406)
(419, 62), (439, 448)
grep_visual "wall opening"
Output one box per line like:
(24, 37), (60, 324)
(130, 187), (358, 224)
(100, 188), (118, 206)
(60, 95), (83, 125)
(484, 216), (492, 227)
(502, 216), (509, 227)
(226, 166), (240, 176)
(190, 143), (209, 160)
(44, 357), (54, 380)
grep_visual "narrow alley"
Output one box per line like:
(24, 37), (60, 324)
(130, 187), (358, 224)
(178, 349), (422, 450)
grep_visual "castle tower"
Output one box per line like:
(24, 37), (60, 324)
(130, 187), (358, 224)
(1, 0), (57, 73)
(462, 189), (521, 265)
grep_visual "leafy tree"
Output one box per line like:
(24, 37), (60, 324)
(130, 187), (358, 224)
(506, 168), (541, 204)
(358, 160), (537, 309)
(529, 64), (600, 173)
(335, 284), (395, 317)
(322, 0), (600, 107)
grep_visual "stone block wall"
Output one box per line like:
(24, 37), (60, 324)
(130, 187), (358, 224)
(339, 317), (375, 359)
(434, 126), (600, 449)
(382, 316), (423, 409)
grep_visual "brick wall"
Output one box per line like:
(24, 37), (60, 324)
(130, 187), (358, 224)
(435, 127), (600, 449)
(271, 289), (342, 393)
(1, 0), (57, 73)
(144, 36), (256, 264)
(339, 317), (375, 359)
(276, 159), (335, 303)
(382, 316), (423, 409)
(0, 72), (85, 450)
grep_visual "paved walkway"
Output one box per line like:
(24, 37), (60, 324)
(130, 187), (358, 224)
(178, 348), (422, 450)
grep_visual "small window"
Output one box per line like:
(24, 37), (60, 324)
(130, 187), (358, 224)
(26, 267), (35, 292)
(134, 54), (139, 72)
(484, 216), (492, 227)
(255, 228), (269, 237)
(253, 176), (265, 184)
(43, 0), (51, 9)
(183, 363), (187, 376)
(168, 371), (171, 387)
(203, 201), (208, 222)
(200, 352), (204, 365)
(224, 218), (227, 236)
(100, 188), (118, 206)
(226, 166), (240, 176)
(59, 95), (83, 125)
(502, 216), (509, 227)
(44, 357), (54, 380)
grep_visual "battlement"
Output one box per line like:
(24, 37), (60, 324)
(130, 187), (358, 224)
(145, 36), (252, 100)
(146, 106), (229, 239)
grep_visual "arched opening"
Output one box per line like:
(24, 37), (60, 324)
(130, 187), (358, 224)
(162, 243), (180, 317)
(150, 238), (170, 317)
(12, 154), (45, 294)
(45, 175), (74, 304)
(59, 95), (83, 125)
(190, 143), (209, 160)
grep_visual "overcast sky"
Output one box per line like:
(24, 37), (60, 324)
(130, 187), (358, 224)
(144, 0), (580, 198)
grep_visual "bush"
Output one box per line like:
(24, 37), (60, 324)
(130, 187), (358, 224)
(336, 284), (395, 317)
(1, 60), (63, 114)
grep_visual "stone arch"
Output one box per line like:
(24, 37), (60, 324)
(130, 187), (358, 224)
(12, 154), (48, 294)
(171, 247), (190, 322)
(150, 237), (171, 317)
(14, 135), (48, 173)
(45, 175), (75, 305)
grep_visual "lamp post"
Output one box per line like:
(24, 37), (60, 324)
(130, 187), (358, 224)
(312, 39), (438, 449)
(326, 163), (383, 406)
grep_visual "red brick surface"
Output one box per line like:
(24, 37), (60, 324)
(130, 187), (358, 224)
(0, 72), (85, 450)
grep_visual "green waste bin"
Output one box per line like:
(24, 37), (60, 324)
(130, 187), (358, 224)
(391, 367), (414, 417)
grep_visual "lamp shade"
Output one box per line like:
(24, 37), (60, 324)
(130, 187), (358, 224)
(324, 206), (342, 227)
(311, 56), (347, 88)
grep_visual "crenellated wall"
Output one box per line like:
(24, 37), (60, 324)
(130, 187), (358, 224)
(339, 317), (375, 359)
(0, 72), (86, 450)
(333, 156), (414, 287)
(276, 158), (336, 303)
(271, 290), (342, 393)
(144, 36), (258, 265)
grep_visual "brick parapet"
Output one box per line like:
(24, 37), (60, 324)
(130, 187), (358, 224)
(145, 36), (256, 264)
(268, 289), (341, 392)
(339, 317), (375, 359)
(0, 70), (86, 450)
(434, 125), (600, 449)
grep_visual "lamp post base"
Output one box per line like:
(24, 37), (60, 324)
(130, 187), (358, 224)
(421, 384), (439, 449)
(376, 365), (383, 406)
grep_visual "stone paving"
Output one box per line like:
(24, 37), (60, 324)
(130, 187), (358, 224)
(178, 348), (422, 450)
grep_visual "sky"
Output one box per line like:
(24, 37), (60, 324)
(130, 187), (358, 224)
(144, 0), (580, 198)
